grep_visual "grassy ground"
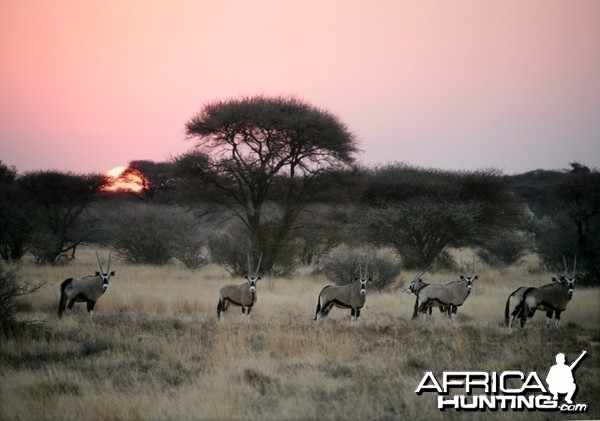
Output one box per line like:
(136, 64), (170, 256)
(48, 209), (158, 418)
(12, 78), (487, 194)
(1, 248), (599, 420)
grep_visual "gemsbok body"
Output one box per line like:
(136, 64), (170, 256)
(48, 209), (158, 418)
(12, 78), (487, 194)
(411, 260), (478, 320)
(405, 270), (451, 316)
(217, 253), (262, 320)
(314, 263), (370, 323)
(518, 257), (577, 328)
(58, 249), (115, 321)
(505, 279), (558, 328)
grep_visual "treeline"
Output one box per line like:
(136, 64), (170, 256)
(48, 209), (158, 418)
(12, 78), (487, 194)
(1, 96), (598, 285)
(1, 159), (598, 285)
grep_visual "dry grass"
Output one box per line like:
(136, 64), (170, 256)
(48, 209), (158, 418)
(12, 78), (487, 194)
(1, 248), (599, 420)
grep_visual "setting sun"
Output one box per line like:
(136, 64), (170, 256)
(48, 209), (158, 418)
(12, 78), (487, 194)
(107, 166), (127, 178)
(102, 165), (146, 193)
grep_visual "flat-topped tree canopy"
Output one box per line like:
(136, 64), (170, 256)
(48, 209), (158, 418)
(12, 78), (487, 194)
(182, 95), (358, 274)
(185, 95), (357, 175)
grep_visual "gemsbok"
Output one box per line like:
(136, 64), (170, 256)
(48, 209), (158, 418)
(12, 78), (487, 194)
(217, 253), (262, 320)
(405, 265), (450, 316)
(505, 276), (561, 329)
(58, 249), (115, 321)
(411, 259), (478, 320)
(518, 256), (577, 328)
(314, 262), (370, 323)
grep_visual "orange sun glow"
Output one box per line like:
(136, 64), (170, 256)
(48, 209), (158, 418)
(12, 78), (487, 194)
(102, 166), (146, 193)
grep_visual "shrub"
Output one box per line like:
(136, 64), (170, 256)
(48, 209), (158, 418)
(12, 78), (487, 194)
(0, 203), (31, 262)
(320, 244), (402, 291)
(207, 227), (252, 276)
(19, 171), (104, 265)
(0, 265), (44, 338)
(113, 205), (207, 267)
(172, 237), (207, 270)
(207, 222), (294, 276)
(476, 231), (532, 268)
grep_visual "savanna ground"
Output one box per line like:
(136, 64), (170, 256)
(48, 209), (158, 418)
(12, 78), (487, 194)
(1, 248), (599, 421)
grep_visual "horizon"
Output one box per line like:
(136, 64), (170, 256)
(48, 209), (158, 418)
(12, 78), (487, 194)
(2, 158), (586, 178)
(4, 157), (584, 179)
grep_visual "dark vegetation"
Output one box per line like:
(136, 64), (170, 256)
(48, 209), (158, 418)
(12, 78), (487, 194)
(2, 158), (596, 280)
(0, 265), (44, 338)
(180, 95), (358, 273)
(0, 95), (598, 284)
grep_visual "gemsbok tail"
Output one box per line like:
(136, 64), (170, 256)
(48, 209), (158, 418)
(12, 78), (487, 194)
(504, 291), (513, 326)
(314, 296), (322, 321)
(58, 278), (72, 318)
(216, 298), (223, 320)
(314, 286), (330, 321)
(519, 287), (535, 327)
(412, 296), (420, 320)
(505, 287), (523, 326)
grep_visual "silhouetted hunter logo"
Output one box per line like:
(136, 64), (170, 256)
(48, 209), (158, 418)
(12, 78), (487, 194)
(546, 351), (586, 404)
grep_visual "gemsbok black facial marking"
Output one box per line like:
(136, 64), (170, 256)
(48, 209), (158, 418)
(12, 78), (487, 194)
(217, 252), (262, 320)
(58, 249), (115, 321)
(314, 261), (370, 323)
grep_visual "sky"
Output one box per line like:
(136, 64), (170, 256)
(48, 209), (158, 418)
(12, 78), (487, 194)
(1, 0), (599, 176)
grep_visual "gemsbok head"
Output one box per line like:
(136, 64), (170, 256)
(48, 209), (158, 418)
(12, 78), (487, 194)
(58, 249), (115, 321)
(518, 256), (578, 328)
(314, 261), (370, 323)
(217, 252), (262, 320)
(411, 257), (478, 320)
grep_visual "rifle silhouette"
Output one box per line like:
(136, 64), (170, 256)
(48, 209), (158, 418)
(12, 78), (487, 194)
(569, 351), (587, 371)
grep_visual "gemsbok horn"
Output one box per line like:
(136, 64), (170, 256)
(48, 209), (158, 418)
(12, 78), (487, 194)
(411, 256), (478, 320)
(518, 256), (577, 328)
(217, 252), (262, 320)
(504, 260), (567, 328)
(58, 249), (115, 321)
(314, 261), (370, 323)
(405, 263), (450, 316)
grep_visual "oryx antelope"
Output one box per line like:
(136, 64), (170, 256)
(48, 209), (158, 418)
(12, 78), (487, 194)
(217, 253), (262, 320)
(411, 259), (478, 320)
(505, 278), (559, 329)
(405, 266), (452, 317)
(58, 249), (115, 321)
(518, 257), (577, 328)
(314, 262), (370, 323)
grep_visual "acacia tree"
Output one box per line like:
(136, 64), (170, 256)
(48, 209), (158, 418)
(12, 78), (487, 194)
(0, 161), (30, 262)
(18, 171), (105, 265)
(357, 164), (529, 269)
(124, 160), (174, 203)
(181, 95), (358, 273)
(552, 163), (600, 283)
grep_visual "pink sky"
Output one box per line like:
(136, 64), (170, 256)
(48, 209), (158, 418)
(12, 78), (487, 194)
(1, 0), (599, 175)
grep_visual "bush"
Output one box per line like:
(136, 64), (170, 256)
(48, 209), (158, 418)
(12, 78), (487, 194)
(0, 203), (31, 262)
(476, 231), (531, 268)
(18, 171), (104, 265)
(113, 205), (207, 268)
(172, 236), (207, 270)
(207, 222), (294, 277)
(207, 227), (252, 276)
(320, 244), (402, 291)
(0, 265), (44, 338)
